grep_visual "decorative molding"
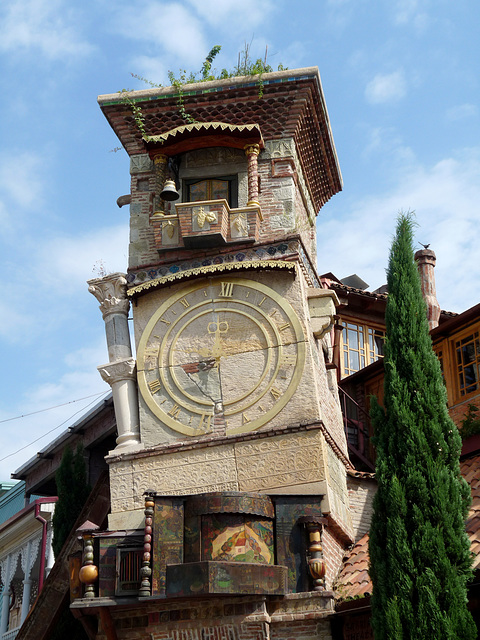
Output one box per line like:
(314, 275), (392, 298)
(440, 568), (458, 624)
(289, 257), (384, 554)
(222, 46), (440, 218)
(20, 538), (41, 579)
(108, 422), (325, 464)
(130, 154), (153, 174)
(146, 121), (264, 147)
(98, 358), (136, 385)
(126, 240), (302, 287)
(185, 147), (244, 168)
(319, 422), (353, 470)
(0, 551), (20, 590)
(87, 272), (130, 319)
(127, 260), (296, 298)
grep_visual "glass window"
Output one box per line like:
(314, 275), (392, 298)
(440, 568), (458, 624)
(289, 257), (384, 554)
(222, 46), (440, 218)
(456, 332), (480, 396)
(342, 321), (385, 377)
(185, 176), (237, 207)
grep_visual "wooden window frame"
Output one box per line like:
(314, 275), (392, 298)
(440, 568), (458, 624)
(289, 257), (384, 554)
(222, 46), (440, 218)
(341, 320), (385, 377)
(184, 175), (238, 208)
(451, 327), (480, 402)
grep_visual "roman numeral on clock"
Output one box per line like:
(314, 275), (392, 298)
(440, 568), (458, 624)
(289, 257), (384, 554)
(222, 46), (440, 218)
(148, 379), (162, 394)
(219, 282), (234, 297)
(270, 387), (282, 401)
(198, 412), (213, 431)
(168, 404), (182, 419)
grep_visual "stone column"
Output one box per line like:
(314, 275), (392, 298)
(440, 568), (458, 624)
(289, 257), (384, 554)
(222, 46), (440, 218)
(20, 538), (40, 624)
(0, 552), (19, 634)
(414, 248), (441, 330)
(88, 273), (141, 449)
(152, 153), (168, 216)
(244, 144), (261, 206)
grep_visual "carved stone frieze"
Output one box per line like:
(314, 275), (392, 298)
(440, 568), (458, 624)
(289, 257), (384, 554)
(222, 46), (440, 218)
(263, 138), (295, 159)
(185, 147), (244, 168)
(130, 154), (153, 174)
(108, 446), (240, 514)
(87, 272), (130, 319)
(133, 445), (239, 496)
(235, 430), (326, 492)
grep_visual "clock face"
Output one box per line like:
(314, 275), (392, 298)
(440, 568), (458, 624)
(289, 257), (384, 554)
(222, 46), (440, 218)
(137, 277), (305, 436)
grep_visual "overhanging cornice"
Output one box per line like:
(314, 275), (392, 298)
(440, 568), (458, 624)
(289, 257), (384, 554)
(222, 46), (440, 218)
(127, 259), (296, 298)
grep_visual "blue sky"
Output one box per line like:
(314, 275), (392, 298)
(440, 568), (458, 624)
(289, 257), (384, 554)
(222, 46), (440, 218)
(1, 0), (479, 479)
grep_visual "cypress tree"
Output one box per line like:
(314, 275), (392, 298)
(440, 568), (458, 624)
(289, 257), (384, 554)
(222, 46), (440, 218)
(52, 443), (91, 557)
(369, 213), (475, 639)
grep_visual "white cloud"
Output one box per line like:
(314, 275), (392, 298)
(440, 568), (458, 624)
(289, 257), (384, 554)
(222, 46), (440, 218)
(113, 2), (207, 71)
(0, 339), (111, 480)
(37, 224), (129, 294)
(319, 148), (480, 313)
(393, 0), (430, 31)
(0, 150), (46, 210)
(0, 0), (94, 60)
(187, 0), (274, 30)
(0, 150), (48, 235)
(446, 103), (478, 121)
(365, 70), (407, 104)
(0, 224), (128, 346)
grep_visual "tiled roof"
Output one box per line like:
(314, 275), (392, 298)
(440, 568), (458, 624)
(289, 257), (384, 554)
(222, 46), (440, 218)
(461, 454), (480, 570)
(335, 532), (371, 601)
(335, 453), (480, 601)
(99, 69), (342, 213)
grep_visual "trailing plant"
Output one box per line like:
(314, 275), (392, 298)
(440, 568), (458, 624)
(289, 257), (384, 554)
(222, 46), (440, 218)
(119, 43), (287, 139)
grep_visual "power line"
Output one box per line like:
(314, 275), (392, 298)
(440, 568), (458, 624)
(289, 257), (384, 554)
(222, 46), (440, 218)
(0, 392), (108, 425)
(0, 392), (111, 463)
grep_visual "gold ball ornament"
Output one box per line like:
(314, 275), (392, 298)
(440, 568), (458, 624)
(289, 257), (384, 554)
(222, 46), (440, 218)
(79, 564), (99, 584)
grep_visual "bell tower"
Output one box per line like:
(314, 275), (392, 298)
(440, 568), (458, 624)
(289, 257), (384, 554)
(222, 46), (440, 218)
(81, 68), (352, 639)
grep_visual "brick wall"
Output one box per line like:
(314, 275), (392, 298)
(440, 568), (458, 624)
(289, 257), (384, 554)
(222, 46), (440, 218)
(347, 476), (377, 542)
(93, 597), (336, 640)
(322, 526), (347, 591)
(271, 620), (333, 640)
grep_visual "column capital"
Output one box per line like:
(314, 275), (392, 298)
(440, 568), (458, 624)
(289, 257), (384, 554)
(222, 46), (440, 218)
(244, 143), (261, 157)
(153, 153), (168, 165)
(87, 272), (130, 319)
(98, 358), (136, 386)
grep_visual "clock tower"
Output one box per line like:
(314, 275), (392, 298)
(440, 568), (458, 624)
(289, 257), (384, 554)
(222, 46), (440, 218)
(82, 68), (352, 639)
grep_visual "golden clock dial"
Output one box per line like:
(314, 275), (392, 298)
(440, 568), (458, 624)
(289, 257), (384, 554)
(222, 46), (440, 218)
(137, 277), (305, 436)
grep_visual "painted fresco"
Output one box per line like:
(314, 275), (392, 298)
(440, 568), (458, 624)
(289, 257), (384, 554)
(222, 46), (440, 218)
(202, 514), (274, 564)
(166, 561), (287, 597)
(152, 497), (184, 596)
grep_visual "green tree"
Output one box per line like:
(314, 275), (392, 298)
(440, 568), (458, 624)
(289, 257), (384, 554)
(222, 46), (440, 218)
(52, 443), (91, 557)
(369, 213), (475, 639)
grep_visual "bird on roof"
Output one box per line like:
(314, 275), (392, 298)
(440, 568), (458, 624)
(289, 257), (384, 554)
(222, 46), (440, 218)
(419, 243), (430, 249)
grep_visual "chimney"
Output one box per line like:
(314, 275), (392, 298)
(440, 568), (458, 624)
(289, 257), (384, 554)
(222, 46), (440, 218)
(414, 248), (441, 330)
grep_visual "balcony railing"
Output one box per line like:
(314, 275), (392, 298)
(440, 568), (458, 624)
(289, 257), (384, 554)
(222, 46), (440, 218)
(2, 627), (20, 640)
(339, 387), (375, 471)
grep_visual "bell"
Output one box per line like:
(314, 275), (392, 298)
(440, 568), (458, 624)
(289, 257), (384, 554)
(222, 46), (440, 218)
(160, 179), (180, 201)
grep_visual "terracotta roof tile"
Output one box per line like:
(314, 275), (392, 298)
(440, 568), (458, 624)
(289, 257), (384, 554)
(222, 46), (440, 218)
(335, 453), (480, 601)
